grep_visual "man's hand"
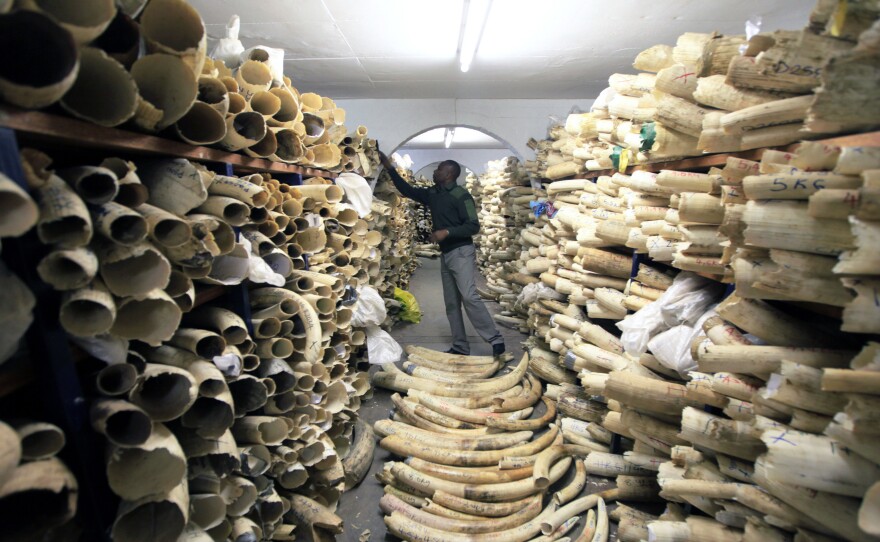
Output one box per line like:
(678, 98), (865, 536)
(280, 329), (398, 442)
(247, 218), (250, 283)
(430, 229), (449, 243)
(378, 150), (393, 169)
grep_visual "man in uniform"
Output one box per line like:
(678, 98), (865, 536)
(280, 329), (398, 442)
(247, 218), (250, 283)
(378, 150), (505, 358)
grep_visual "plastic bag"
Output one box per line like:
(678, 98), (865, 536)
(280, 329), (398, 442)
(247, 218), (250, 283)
(591, 87), (617, 112)
(335, 172), (373, 217)
(210, 15), (245, 70)
(640, 122), (657, 152)
(660, 274), (724, 327)
(365, 325), (403, 365)
(352, 286), (386, 327)
(71, 334), (128, 365)
(241, 236), (284, 286)
(393, 287), (422, 324)
(648, 308), (717, 375)
(617, 271), (723, 357)
(740, 16), (763, 54)
(518, 282), (565, 306)
(546, 115), (564, 136)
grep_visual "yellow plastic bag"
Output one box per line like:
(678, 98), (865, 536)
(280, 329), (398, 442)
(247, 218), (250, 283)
(393, 287), (422, 324)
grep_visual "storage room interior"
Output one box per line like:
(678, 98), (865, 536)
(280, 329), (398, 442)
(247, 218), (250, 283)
(0, 0), (878, 541)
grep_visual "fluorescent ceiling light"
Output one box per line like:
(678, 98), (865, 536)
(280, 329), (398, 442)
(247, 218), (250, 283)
(444, 128), (455, 148)
(459, 0), (492, 72)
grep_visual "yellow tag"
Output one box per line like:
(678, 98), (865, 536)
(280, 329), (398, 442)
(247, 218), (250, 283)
(619, 148), (630, 171)
(831, 0), (848, 37)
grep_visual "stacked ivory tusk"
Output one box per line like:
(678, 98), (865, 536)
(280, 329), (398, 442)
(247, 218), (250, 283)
(509, 145), (880, 540)
(409, 174), (435, 243)
(0, 0), (386, 178)
(510, 7), (880, 537)
(12, 144), (385, 539)
(370, 346), (662, 541)
(0, 419), (77, 539)
(525, 8), (878, 180)
(413, 243), (441, 258)
(470, 157), (536, 332)
(368, 166), (420, 305)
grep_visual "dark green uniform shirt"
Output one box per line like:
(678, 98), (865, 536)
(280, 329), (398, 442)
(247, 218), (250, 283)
(386, 168), (480, 254)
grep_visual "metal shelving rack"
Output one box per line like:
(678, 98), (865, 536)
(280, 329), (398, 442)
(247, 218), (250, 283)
(0, 109), (335, 540)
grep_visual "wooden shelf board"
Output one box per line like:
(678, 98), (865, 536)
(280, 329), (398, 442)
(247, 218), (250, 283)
(0, 106), (336, 178)
(194, 284), (227, 308)
(541, 129), (880, 182)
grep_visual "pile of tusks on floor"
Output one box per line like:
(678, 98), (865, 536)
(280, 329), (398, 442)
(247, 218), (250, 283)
(370, 345), (663, 542)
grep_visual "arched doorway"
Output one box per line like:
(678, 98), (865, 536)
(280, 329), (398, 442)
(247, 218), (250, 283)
(393, 124), (519, 178)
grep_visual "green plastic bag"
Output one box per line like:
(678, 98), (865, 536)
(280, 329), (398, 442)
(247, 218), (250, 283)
(393, 287), (422, 323)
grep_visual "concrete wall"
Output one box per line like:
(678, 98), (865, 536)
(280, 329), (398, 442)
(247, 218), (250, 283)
(402, 149), (513, 178)
(335, 98), (595, 158)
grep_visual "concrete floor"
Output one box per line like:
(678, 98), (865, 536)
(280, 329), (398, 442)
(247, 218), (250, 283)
(334, 256), (617, 542)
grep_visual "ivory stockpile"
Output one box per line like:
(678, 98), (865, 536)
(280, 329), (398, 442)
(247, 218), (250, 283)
(477, 6), (880, 534)
(369, 346), (660, 541)
(525, 4), (879, 180)
(471, 157), (538, 333)
(504, 39), (879, 542)
(508, 145), (880, 541)
(0, 0), (382, 178)
(411, 175), (435, 243)
(3, 145), (395, 540)
(0, 419), (78, 539)
(370, 167), (421, 304)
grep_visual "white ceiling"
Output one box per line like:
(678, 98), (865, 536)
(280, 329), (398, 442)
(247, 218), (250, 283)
(402, 127), (508, 149)
(192, 0), (814, 100)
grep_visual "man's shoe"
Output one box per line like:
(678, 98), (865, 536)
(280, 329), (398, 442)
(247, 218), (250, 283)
(492, 343), (506, 357)
(445, 347), (468, 355)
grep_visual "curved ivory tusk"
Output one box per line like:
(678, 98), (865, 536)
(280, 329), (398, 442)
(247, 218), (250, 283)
(390, 393), (490, 434)
(248, 287), (322, 363)
(286, 493), (344, 535)
(541, 489), (619, 536)
(90, 399), (152, 447)
(486, 397), (557, 431)
(128, 363), (196, 421)
(493, 373), (542, 412)
(384, 499), (560, 542)
(536, 518), (581, 542)
(403, 361), (501, 381)
(381, 424), (559, 468)
(380, 492), (543, 534)
(408, 390), (524, 426)
(533, 444), (595, 489)
(420, 500), (487, 521)
(431, 491), (536, 518)
(106, 422), (186, 501)
(405, 344), (510, 364)
(554, 461), (587, 507)
(14, 422), (65, 461)
(389, 457), (572, 503)
(342, 419), (375, 489)
(407, 352), (501, 368)
(590, 497), (608, 542)
(375, 420), (533, 451)
(394, 393), (483, 430)
(407, 457), (534, 485)
(373, 353), (529, 398)
(384, 484), (428, 509)
(0, 457), (78, 538)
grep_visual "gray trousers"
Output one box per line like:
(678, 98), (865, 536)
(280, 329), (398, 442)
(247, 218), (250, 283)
(440, 244), (503, 354)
